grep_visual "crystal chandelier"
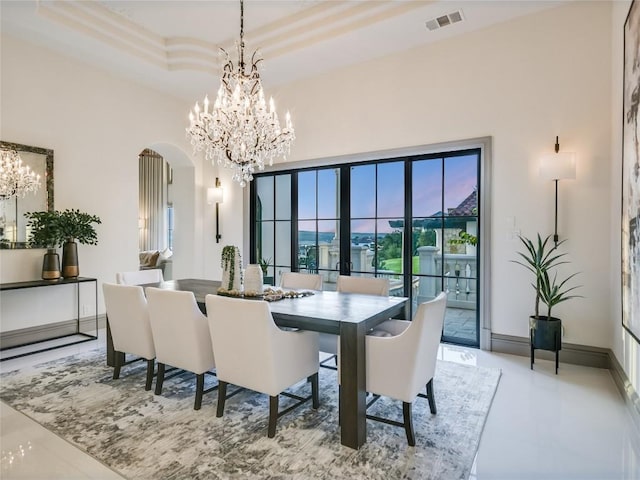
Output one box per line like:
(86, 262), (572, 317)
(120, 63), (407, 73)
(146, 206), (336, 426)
(186, 0), (295, 187)
(0, 148), (41, 200)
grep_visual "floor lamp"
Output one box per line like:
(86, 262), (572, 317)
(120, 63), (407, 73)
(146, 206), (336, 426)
(539, 136), (576, 246)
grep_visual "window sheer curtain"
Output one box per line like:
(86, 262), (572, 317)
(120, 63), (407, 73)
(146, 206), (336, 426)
(139, 149), (167, 252)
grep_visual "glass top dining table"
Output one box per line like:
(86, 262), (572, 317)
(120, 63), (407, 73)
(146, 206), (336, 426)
(106, 278), (408, 449)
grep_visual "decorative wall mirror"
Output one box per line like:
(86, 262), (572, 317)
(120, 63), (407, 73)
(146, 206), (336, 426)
(0, 141), (54, 249)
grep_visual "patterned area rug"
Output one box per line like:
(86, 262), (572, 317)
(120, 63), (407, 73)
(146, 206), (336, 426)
(0, 349), (500, 480)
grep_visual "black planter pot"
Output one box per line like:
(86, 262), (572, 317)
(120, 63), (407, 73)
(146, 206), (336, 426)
(531, 316), (562, 351)
(42, 248), (61, 281)
(530, 315), (562, 374)
(62, 240), (79, 278)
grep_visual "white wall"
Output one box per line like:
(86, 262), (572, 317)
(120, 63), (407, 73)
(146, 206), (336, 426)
(267, 1), (613, 348)
(0, 34), (221, 324)
(611, 1), (639, 394)
(201, 159), (246, 280)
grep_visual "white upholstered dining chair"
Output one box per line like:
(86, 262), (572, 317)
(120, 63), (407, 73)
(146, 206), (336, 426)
(146, 287), (216, 410)
(279, 272), (323, 290)
(318, 275), (390, 367)
(102, 282), (156, 390)
(336, 275), (389, 296)
(205, 294), (320, 438)
(364, 292), (447, 446)
(116, 268), (164, 286)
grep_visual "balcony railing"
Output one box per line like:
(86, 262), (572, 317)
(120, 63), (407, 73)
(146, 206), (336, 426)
(297, 243), (476, 310)
(418, 246), (476, 309)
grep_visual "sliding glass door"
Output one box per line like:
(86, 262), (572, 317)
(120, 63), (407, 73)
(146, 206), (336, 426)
(250, 149), (481, 347)
(411, 153), (479, 345)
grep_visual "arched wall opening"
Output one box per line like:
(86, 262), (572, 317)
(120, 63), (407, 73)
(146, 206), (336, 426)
(138, 142), (199, 281)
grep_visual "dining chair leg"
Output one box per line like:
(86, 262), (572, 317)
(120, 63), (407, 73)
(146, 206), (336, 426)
(145, 359), (155, 391)
(403, 401), (416, 446)
(268, 395), (279, 438)
(310, 372), (319, 409)
(195, 373), (204, 410)
(426, 378), (437, 414)
(112, 351), (122, 380)
(216, 381), (228, 418)
(155, 363), (165, 395)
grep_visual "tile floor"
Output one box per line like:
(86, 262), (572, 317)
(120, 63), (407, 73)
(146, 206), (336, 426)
(1, 332), (639, 479)
(443, 307), (477, 342)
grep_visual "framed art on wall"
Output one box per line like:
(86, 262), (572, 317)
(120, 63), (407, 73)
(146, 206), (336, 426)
(623, 0), (640, 343)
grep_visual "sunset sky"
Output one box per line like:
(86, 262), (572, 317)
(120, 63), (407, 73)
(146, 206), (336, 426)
(296, 153), (478, 234)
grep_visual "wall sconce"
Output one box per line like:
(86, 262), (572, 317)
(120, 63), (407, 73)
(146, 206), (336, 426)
(138, 218), (145, 229)
(207, 177), (224, 243)
(539, 136), (576, 246)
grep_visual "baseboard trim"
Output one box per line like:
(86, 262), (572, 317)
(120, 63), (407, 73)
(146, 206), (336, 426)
(491, 333), (611, 369)
(608, 350), (640, 434)
(0, 315), (106, 349)
(491, 332), (640, 432)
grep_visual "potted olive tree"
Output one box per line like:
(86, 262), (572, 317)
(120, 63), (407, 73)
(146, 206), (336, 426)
(25, 209), (101, 279)
(57, 209), (101, 278)
(513, 234), (581, 374)
(25, 210), (63, 280)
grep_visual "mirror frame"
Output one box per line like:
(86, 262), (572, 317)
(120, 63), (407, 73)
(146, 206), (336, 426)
(0, 141), (54, 249)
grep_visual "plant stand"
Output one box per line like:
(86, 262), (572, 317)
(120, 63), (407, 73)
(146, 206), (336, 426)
(530, 316), (562, 374)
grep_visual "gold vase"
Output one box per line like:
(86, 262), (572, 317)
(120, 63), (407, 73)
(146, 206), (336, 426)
(62, 240), (79, 278)
(42, 248), (61, 280)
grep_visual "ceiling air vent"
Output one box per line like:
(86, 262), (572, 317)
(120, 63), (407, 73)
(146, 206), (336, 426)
(425, 10), (464, 31)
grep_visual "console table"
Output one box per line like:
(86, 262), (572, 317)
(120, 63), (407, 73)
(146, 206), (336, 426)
(0, 277), (98, 361)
